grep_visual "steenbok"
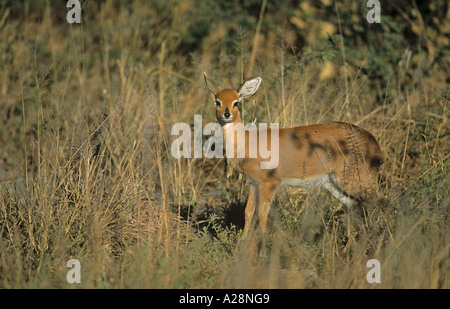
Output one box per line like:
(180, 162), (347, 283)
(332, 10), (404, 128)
(203, 72), (384, 254)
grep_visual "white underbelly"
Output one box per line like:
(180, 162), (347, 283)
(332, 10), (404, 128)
(280, 174), (330, 189)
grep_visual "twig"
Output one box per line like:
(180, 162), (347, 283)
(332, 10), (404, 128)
(247, 0), (267, 77)
(250, 98), (258, 124)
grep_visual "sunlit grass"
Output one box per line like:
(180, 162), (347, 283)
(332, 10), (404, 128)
(0, 0), (448, 288)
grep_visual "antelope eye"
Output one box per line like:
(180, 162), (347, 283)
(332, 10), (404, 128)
(233, 100), (239, 107)
(215, 100), (221, 107)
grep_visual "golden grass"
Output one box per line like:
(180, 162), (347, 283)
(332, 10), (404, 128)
(0, 1), (448, 288)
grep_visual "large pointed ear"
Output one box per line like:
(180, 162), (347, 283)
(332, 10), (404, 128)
(238, 77), (262, 99)
(203, 72), (221, 96)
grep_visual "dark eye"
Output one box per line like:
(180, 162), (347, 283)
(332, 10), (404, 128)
(215, 100), (221, 107)
(233, 101), (239, 107)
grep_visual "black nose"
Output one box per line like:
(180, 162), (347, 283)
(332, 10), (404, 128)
(224, 109), (230, 118)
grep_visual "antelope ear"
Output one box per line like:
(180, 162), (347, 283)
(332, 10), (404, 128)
(203, 72), (221, 96)
(238, 77), (262, 99)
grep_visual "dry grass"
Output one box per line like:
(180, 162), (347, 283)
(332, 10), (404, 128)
(0, 1), (449, 288)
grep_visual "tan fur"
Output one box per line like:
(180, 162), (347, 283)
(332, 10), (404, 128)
(204, 73), (384, 255)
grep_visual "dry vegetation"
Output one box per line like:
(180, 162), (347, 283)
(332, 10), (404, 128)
(0, 0), (449, 288)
